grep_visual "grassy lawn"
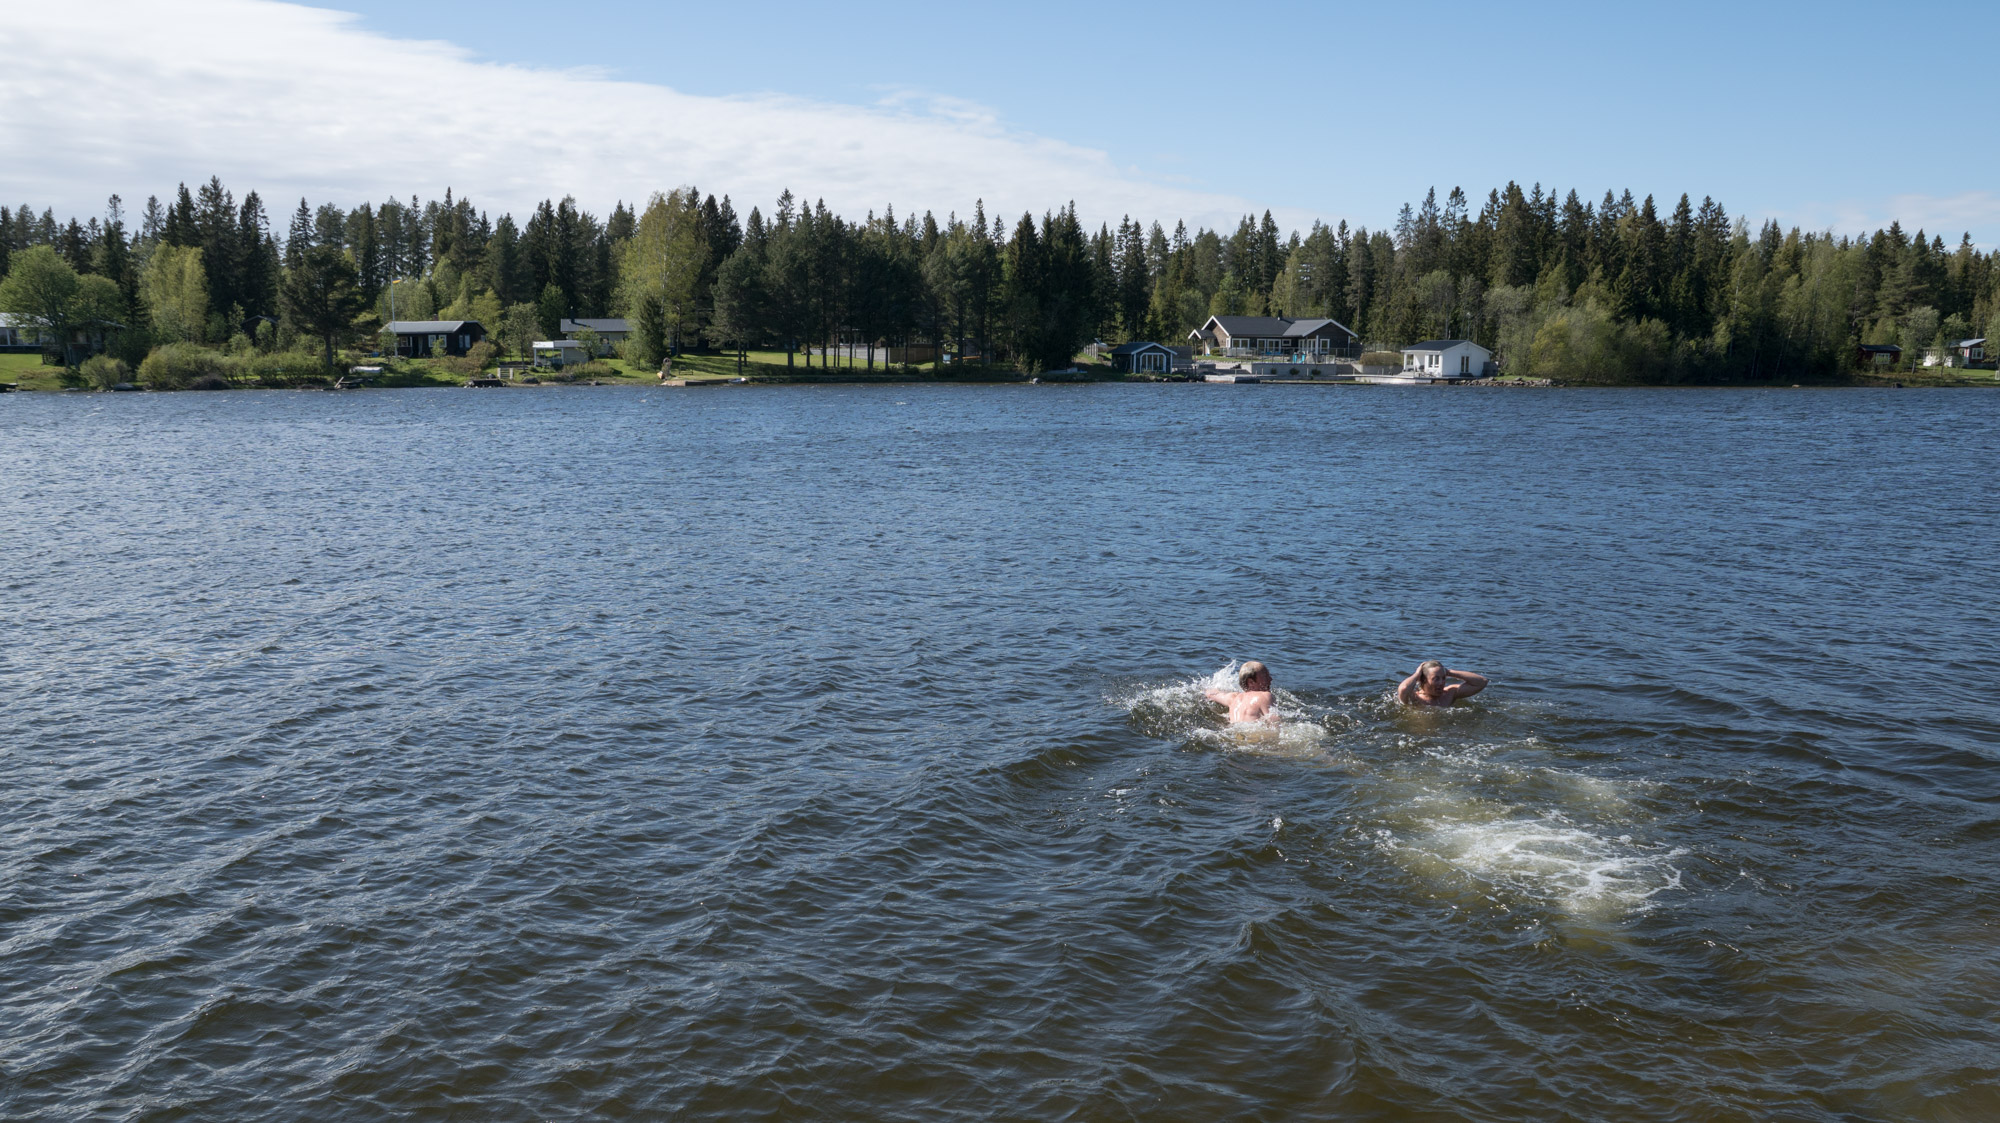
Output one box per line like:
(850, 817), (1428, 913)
(660, 351), (1022, 383)
(0, 347), (1145, 394)
(1849, 365), (2000, 387)
(0, 353), (71, 391)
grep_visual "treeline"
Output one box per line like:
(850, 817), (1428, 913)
(3, 176), (1997, 380)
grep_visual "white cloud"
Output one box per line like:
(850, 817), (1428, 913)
(1777, 192), (2000, 247)
(1, 0), (1264, 232)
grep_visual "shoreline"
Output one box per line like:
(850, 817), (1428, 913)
(4, 353), (1995, 394)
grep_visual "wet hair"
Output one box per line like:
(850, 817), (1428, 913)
(1239, 661), (1270, 688)
(1417, 660), (1445, 684)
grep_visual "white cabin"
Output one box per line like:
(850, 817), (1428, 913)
(1401, 339), (1493, 378)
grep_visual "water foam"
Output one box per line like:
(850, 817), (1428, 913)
(1376, 813), (1684, 915)
(1114, 667), (1684, 917)
(1109, 663), (1335, 758)
(1368, 737), (1682, 917)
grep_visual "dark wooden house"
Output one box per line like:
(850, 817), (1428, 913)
(386, 320), (485, 358)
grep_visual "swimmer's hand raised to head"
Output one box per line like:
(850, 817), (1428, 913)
(1206, 660), (1279, 725)
(1398, 660), (1487, 707)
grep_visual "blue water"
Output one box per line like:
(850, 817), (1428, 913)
(2, 384), (1995, 1119)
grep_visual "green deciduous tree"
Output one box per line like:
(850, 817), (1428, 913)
(141, 244), (210, 343)
(617, 189), (707, 355)
(0, 245), (81, 360)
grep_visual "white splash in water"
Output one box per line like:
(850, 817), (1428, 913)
(1109, 663), (1334, 757)
(1379, 813), (1684, 915)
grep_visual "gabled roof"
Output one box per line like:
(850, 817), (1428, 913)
(1951, 337), (1986, 347)
(1202, 314), (1358, 339)
(1205, 315), (1293, 337)
(560, 318), (630, 333)
(1857, 343), (1902, 353)
(1280, 317), (1357, 338)
(1402, 338), (1481, 352)
(1110, 341), (1175, 355)
(386, 320), (480, 333)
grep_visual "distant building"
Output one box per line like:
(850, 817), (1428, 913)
(0, 312), (120, 362)
(386, 320), (485, 358)
(0, 313), (38, 350)
(1400, 339), (1493, 378)
(560, 318), (630, 355)
(1857, 343), (1902, 366)
(1923, 339), (1989, 367)
(1189, 315), (1359, 358)
(1110, 341), (1182, 374)
(532, 339), (589, 368)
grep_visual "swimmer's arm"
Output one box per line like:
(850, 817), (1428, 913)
(1395, 671), (1422, 704)
(1445, 669), (1488, 701)
(1204, 688), (1239, 705)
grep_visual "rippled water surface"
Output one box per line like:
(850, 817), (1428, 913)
(3, 384), (1997, 1120)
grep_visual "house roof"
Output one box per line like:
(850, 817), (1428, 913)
(1202, 315), (1358, 339)
(1951, 337), (1986, 347)
(1110, 341), (1175, 355)
(561, 318), (630, 333)
(1858, 343), (1902, 353)
(386, 320), (480, 333)
(1206, 315), (1293, 337)
(1279, 317), (1357, 338)
(1403, 339), (1480, 352)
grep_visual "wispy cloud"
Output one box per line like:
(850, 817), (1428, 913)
(1, 0), (1261, 230)
(1777, 192), (2000, 246)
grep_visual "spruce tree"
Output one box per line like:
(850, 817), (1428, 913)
(285, 199), (313, 270)
(94, 196), (135, 307)
(281, 242), (364, 375)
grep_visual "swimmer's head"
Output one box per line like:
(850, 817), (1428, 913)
(1239, 661), (1271, 689)
(1416, 660), (1445, 688)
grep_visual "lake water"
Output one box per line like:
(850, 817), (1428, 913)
(2, 384), (1996, 1120)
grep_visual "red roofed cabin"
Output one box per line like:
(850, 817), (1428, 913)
(1857, 343), (1902, 367)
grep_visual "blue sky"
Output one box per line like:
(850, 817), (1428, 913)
(324, 0), (2000, 240)
(8, 0), (1999, 242)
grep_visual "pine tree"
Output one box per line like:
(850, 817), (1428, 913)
(281, 242), (364, 374)
(94, 196), (135, 307)
(237, 192), (277, 319)
(285, 199), (313, 270)
(194, 177), (239, 321)
(59, 218), (91, 273)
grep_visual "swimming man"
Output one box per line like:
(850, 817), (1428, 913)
(1206, 661), (1278, 725)
(1397, 661), (1488, 707)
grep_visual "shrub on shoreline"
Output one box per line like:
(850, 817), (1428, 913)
(81, 355), (131, 390)
(139, 343), (235, 390)
(243, 351), (332, 387)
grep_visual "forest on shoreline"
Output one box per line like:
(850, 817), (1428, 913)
(1, 177), (1995, 386)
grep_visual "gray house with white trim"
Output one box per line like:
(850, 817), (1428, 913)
(560, 318), (630, 355)
(1189, 315), (1359, 358)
